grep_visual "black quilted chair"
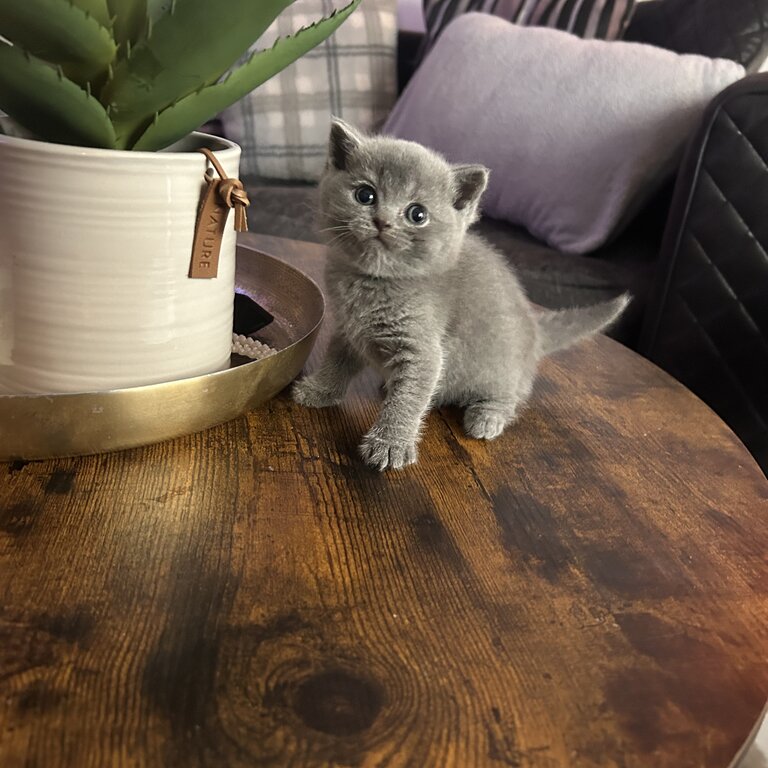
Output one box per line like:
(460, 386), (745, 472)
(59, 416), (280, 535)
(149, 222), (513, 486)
(622, 0), (768, 472)
(638, 75), (768, 471)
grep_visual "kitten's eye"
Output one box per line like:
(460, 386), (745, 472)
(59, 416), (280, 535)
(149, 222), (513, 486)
(405, 203), (428, 225)
(354, 185), (376, 206)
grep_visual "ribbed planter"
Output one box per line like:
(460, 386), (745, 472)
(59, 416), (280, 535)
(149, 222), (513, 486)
(0, 132), (241, 394)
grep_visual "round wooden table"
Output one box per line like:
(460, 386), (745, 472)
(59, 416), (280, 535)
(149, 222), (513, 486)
(1, 233), (766, 768)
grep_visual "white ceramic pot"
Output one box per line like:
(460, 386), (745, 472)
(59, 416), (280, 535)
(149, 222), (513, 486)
(0, 132), (241, 394)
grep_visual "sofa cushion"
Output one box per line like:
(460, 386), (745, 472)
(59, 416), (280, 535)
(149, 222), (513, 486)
(383, 14), (744, 254)
(625, 0), (768, 73)
(220, 0), (397, 182)
(421, 0), (635, 56)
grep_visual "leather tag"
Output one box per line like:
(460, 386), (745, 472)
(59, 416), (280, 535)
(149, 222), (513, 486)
(189, 175), (229, 279)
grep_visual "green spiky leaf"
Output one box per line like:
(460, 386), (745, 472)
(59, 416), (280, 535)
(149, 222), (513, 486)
(0, 0), (117, 85)
(0, 42), (116, 148)
(102, 0), (296, 149)
(108, 0), (147, 51)
(132, 0), (361, 151)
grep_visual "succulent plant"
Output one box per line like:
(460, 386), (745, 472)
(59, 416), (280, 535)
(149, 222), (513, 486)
(0, 0), (361, 151)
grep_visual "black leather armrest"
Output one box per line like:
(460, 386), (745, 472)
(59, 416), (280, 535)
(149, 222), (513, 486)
(639, 73), (768, 470)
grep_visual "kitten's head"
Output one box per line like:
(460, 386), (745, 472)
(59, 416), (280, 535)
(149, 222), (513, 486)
(318, 118), (488, 278)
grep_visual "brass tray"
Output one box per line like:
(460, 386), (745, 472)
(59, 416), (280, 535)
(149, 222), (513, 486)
(0, 245), (324, 461)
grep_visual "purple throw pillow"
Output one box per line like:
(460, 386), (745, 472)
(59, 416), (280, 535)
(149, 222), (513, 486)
(383, 14), (744, 254)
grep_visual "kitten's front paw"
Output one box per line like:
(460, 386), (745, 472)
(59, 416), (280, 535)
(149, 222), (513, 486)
(292, 376), (343, 408)
(464, 407), (509, 440)
(359, 428), (418, 471)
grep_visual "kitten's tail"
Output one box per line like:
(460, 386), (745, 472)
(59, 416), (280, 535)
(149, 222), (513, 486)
(536, 294), (630, 357)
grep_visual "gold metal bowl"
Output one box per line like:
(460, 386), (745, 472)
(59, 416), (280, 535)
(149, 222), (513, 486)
(0, 245), (324, 460)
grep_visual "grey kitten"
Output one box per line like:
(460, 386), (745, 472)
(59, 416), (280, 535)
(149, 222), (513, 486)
(293, 118), (628, 471)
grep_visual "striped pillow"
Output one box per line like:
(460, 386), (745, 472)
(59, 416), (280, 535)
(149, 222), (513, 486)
(422, 0), (636, 53)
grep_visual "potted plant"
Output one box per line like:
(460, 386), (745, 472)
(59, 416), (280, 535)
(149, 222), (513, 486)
(0, 0), (359, 394)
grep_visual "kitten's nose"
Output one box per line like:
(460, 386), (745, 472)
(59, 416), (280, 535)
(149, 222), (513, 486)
(373, 217), (391, 232)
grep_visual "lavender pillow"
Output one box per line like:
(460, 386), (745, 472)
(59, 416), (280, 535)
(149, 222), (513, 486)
(383, 14), (745, 254)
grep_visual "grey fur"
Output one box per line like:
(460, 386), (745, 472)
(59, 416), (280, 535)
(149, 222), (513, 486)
(293, 119), (629, 470)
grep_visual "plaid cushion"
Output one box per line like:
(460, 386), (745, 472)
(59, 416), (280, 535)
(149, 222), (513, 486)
(422, 0), (636, 55)
(221, 0), (397, 182)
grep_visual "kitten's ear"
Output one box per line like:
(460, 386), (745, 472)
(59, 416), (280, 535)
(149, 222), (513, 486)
(328, 117), (363, 170)
(452, 165), (489, 213)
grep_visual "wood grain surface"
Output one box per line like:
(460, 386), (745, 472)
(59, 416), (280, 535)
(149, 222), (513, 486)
(1, 233), (766, 768)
